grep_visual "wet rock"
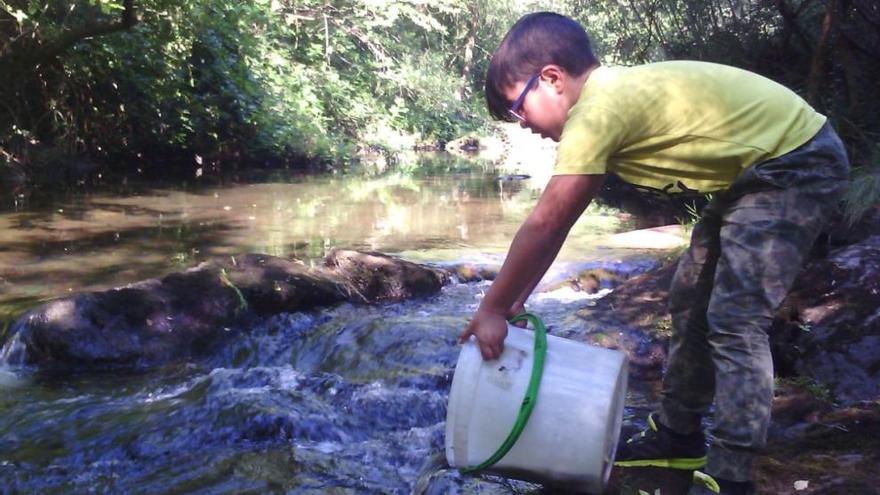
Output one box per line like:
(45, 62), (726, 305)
(543, 267), (624, 294)
(322, 249), (448, 303)
(7, 268), (245, 369)
(215, 254), (347, 314)
(572, 262), (677, 380)
(444, 135), (482, 153)
(5, 251), (446, 371)
(445, 263), (499, 283)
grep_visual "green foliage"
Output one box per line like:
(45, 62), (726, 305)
(1, 0), (877, 183)
(568, 0), (879, 166)
(560, 0), (880, 221)
(653, 316), (672, 337)
(219, 267), (248, 314)
(678, 196), (703, 234)
(0, 0), (522, 170)
(777, 376), (834, 403)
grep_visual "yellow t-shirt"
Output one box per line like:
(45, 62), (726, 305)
(555, 61), (826, 193)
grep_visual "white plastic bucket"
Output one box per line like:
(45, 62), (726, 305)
(445, 324), (628, 493)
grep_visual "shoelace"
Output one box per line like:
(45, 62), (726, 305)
(693, 471), (721, 493)
(627, 413), (658, 444)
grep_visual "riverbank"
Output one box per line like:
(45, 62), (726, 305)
(586, 207), (880, 495)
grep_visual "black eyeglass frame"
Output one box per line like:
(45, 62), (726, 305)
(508, 73), (541, 122)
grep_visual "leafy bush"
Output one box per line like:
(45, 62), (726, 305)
(1, 0), (877, 191)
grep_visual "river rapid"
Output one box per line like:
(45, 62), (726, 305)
(0, 155), (663, 493)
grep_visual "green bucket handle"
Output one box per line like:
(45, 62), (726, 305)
(460, 312), (548, 473)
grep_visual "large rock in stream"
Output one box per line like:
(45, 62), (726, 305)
(4, 250), (448, 371)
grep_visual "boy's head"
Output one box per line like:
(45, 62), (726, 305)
(485, 12), (599, 141)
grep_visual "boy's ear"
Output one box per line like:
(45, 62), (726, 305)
(539, 65), (567, 94)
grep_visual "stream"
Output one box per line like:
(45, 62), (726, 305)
(0, 155), (666, 494)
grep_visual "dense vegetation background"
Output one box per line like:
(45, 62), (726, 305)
(1, 0), (878, 212)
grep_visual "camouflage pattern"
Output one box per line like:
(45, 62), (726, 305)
(657, 122), (850, 482)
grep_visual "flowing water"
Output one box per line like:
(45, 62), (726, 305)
(0, 155), (664, 494)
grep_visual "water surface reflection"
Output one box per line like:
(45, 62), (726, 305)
(0, 158), (634, 319)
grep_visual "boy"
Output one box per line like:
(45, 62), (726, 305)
(458, 11), (849, 495)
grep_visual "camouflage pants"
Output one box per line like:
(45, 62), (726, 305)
(658, 122), (850, 482)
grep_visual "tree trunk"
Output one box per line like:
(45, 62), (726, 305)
(835, 2), (859, 109)
(458, 14), (477, 102)
(807, 0), (838, 104)
(774, 0), (815, 51)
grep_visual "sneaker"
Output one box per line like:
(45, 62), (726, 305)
(689, 471), (754, 495)
(614, 413), (707, 469)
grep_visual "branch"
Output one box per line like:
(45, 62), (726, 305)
(328, 18), (388, 64)
(26, 0), (137, 68)
(774, 0), (815, 49)
(807, 0), (838, 103)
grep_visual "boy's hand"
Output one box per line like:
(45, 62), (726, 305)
(509, 301), (528, 328)
(459, 308), (509, 360)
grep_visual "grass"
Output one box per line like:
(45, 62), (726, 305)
(677, 194), (712, 237)
(776, 376), (835, 403)
(219, 268), (249, 314)
(653, 316), (673, 337)
(842, 167), (880, 225)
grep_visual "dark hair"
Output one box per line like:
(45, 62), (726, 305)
(485, 12), (598, 122)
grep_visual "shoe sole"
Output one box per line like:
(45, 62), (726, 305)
(613, 456), (707, 470)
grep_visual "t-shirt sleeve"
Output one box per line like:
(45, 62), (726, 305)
(554, 104), (627, 175)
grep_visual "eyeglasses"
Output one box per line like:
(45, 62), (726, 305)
(508, 73), (541, 122)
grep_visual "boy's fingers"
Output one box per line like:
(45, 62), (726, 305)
(480, 343), (495, 360)
(458, 322), (473, 344)
(480, 342), (502, 360)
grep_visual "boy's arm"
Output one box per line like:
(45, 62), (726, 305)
(459, 173), (605, 359)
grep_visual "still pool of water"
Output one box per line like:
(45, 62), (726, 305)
(0, 159), (639, 316)
(0, 156), (664, 493)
